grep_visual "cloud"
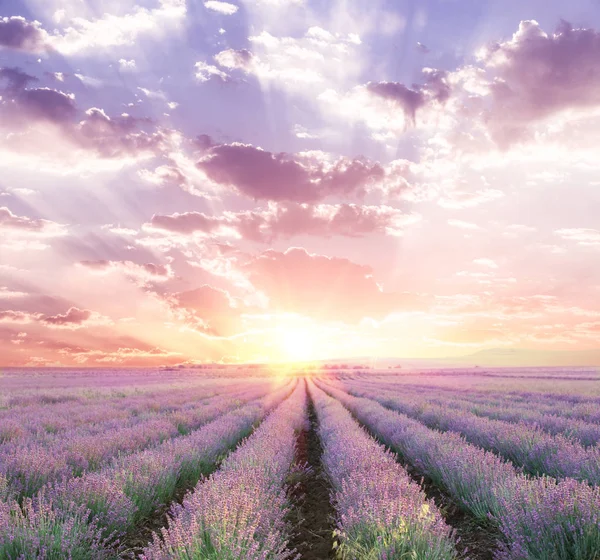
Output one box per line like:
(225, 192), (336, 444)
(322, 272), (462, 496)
(555, 228), (600, 247)
(366, 69), (451, 126)
(242, 247), (424, 322)
(214, 48), (255, 71)
(0, 307), (109, 329)
(447, 219), (482, 230)
(194, 61), (230, 82)
(79, 259), (174, 284)
(473, 258), (499, 269)
(49, 0), (186, 55)
(0, 207), (65, 235)
(168, 285), (243, 336)
(438, 189), (504, 209)
(0, 16), (49, 53)
(0, 310), (41, 324)
(212, 27), (363, 94)
(0, 287), (27, 300)
(478, 20), (600, 146)
(0, 67), (38, 91)
(148, 203), (419, 241)
(204, 1), (239, 15)
(196, 142), (384, 202)
(0, 74), (171, 165)
(42, 307), (92, 327)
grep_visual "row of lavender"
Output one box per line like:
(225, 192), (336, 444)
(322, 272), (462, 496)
(341, 379), (600, 484)
(1, 382), (279, 499)
(348, 376), (600, 424)
(318, 379), (600, 559)
(0, 381), (294, 558)
(142, 379), (309, 559)
(0, 373), (241, 409)
(142, 380), (461, 559)
(308, 382), (457, 559)
(0, 377), (243, 442)
(379, 383), (600, 446)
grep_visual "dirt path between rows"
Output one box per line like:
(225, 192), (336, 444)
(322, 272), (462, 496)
(287, 396), (336, 560)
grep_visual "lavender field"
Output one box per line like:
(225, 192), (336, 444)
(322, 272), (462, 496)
(1, 366), (600, 559)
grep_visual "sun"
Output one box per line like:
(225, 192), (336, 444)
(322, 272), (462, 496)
(279, 327), (316, 362)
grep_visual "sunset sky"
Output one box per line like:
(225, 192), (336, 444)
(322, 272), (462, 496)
(1, 0), (600, 366)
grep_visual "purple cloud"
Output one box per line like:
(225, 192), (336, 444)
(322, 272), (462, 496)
(0, 16), (48, 53)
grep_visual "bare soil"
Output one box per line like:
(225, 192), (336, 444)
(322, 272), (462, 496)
(287, 397), (337, 560)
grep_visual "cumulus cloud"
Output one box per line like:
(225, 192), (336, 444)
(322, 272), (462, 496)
(204, 1), (239, 15)
(478, 20), (600, 146)
(212, 27), (363, 93)
(242, 247), (424, 322)
(214, 48), (255, 71)
(49, 0), (187, 55)
(0, 16), (49, 53)
(0, 74), (171, 165)
(196, 142), (384, 202)
(148, 203), (419, 241)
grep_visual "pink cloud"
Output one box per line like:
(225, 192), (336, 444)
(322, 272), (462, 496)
(477, 20), (600, 146)
(0, 306), (107, 329)
(41, 307), (92, 327)
(196, 141), (384, 202)
(169, 285), (242, 337)
(149, 203), (418, 241)
(0, 310), (41, 324)
(242, 247), (425, 322)
(0, 16), (49, 53)
(79, 260), (174, 284)
(0, 207), (64, 234)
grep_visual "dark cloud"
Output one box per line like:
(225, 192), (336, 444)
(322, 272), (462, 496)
(0, 67), (38, 91)
(366, 69), (451, 125)
(197, 143), (384, 202)
(149, 203), (415, 241)
(0, 16), (48, 53)
(0, 71), (170, 161)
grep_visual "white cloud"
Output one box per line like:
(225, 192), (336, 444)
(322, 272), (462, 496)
(204, 1), (239, 15)
(473, 258), (499, 269)
(119, 58), (137, 70)
(195, 61), (230, 82)
(447, 219), (481, 230)
(48, 0), (186, 54)
(555, 228), (600, 247)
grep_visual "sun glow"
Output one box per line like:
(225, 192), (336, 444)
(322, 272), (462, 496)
(279, 327), (316, 362)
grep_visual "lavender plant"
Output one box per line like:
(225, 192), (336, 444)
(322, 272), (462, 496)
(141, 381), (308, 560)
(310, 382), (457, 560)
